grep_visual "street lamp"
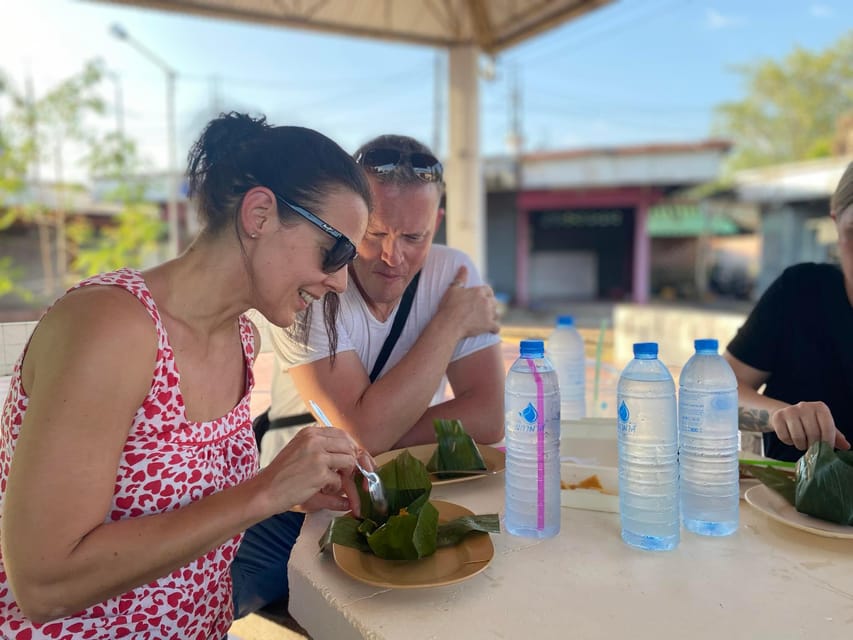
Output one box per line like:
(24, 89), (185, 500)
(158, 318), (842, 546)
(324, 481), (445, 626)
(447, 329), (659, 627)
(104, 69), (125, 137)
(110, 23), (180, 259)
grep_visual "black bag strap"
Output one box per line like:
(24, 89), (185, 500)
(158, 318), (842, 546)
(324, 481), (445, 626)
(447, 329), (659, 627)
(369, 271), (421, 383)
(258, 271), (421, 446)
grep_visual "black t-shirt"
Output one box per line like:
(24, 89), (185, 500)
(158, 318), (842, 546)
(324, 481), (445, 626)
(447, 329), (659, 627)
(727, 263), (853, 461)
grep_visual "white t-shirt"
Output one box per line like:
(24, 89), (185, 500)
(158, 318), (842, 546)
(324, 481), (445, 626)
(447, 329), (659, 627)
(263, 244), (499, 464)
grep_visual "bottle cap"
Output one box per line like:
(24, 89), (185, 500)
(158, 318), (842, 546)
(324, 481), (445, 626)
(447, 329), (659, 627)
(694, 338), (719, 353)
(519, 339), (545, 358)
(633, 342), (658, 358)
(556, 315), (574, 327)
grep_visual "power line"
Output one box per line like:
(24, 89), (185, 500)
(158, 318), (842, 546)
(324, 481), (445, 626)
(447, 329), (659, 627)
(178, 62), (431, 96)
(524, 86), (711, 113)
(507, 0), (693, 66)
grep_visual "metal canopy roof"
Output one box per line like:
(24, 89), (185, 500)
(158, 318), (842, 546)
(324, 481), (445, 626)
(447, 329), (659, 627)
(98, 0), (612, 54)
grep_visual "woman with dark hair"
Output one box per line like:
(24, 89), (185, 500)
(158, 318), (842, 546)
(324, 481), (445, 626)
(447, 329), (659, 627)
(0, 112), (372, 638)
(725, 161), (853, 461)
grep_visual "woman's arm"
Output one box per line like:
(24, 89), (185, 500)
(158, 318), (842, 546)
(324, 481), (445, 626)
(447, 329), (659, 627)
(2, 288), (358, 622)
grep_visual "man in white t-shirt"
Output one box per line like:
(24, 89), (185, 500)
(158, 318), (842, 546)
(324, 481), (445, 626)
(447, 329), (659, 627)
(264, 134), (504, 459)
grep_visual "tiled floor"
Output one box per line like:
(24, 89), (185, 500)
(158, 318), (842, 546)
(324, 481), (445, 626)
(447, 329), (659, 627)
(250, 349), (275, 419)
(228, 613), (307, 640)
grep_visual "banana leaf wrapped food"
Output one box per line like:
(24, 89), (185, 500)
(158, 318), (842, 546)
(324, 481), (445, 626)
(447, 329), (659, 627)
(795, 441), (853, 525)
(319, 450), (499, 561)
(740, 441), (853, 526)
(426, 418), (488, 479)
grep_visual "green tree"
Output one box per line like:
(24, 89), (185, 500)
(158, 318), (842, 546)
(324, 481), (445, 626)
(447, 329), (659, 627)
(0, 60), (106, 299)
(0, 61), (163, 301)
(69, 131), (164, 277)
(713, 30), (853, 172)
(0, 209), (33, 302)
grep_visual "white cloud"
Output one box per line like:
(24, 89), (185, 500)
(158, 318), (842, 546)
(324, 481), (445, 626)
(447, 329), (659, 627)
(705, 8), (746, 30)
(810, 3), (833, 17)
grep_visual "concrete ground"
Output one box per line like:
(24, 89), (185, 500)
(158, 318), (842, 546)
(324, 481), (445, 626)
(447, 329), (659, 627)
(228, 614), (307, 640)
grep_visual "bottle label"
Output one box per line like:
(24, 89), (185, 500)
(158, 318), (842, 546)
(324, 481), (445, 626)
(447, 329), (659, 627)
(514, 402), (539, 432)
(680, 396), (704, 433)
(617, 400), (636, 434)
(680, 390), (738, 434)
(507, 401), (559, 435)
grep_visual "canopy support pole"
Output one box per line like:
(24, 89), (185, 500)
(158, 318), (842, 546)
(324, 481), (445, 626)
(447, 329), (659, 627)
(446, 45), (486, 278)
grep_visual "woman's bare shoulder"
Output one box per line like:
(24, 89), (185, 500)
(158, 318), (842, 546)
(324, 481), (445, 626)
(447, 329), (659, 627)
(46, 285), (153, 335)
(26, 285), (158, 380)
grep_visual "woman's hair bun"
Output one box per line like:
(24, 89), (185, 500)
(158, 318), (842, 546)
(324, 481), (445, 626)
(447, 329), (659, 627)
(204, 112), (269, 161)
(187, 112), (270, 198)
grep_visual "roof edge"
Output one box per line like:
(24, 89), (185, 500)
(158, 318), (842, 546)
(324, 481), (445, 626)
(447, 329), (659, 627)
(521, 139), (733, 162)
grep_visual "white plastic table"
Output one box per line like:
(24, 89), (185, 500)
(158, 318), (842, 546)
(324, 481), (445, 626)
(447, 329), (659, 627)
(289, 464), (851, 640)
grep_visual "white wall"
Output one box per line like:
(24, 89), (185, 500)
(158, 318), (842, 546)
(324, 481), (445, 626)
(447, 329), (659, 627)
(613, 304), (746, 371)
(1, 321), (38, 376)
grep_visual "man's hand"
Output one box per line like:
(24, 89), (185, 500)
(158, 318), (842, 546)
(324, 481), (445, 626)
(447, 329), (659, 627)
(437, 265), (499, 338)
(770, 401), (851, 451)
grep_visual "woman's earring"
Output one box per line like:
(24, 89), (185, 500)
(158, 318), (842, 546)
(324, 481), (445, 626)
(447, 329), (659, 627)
(250, 233), (258, 239)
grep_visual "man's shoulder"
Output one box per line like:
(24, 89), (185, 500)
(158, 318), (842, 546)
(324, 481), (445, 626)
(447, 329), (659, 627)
(781, 262), (841, 281)
(426, 243), (468, 265)
(775, 263), (842, 299)
(424, 244), (478, 277)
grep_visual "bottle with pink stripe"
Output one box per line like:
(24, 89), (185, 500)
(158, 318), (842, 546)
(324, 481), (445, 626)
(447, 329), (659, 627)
(504, 339), (561, 538)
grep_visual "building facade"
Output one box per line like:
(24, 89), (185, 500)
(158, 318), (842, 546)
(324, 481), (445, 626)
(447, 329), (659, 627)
(477, 141), (732, 306)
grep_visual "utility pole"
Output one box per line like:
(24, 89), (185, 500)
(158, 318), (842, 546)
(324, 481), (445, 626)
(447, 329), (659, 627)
(111, 23), (180, 259)
(25, 73), (55, 297)
(507, 64), (524, 189)
(209, 74), (223, 116)
(106, 70), (125, 137)
(432, 52), (443, 156)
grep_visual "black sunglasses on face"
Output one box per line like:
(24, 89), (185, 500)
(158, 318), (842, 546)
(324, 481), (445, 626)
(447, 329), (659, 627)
(273, 194), (358, 273)
(356, 148), (444, 183)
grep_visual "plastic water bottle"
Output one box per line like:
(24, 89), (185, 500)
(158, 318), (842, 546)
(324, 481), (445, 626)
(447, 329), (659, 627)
(617, 342), (679, 551)
(546, 315), (586, 421)
(504, 339), (561, 538)
(679, 339), (739, 536)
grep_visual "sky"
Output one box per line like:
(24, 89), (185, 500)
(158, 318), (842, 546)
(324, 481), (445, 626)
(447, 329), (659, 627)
(2, 0), (852, 183)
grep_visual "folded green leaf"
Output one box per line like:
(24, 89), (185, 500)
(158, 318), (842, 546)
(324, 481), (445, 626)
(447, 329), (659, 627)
(356, 449), (432, 524)
(436, 514), (501, 548)
(739, 458), (796, 469)
(427, 419), (487, 479)
(366, 501), (440, 560)
(319, 514), (371, 554)
(795, 441), (853, 526)
(739, 463), (796, 505)
(320, 450), (499, 561)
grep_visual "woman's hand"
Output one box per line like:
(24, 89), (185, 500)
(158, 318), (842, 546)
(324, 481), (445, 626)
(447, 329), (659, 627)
(771, 401), (851, 451)
(260, 426), (363, 517)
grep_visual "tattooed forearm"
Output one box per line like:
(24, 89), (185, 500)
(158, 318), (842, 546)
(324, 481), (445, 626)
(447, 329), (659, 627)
(738, 406), (773, 433)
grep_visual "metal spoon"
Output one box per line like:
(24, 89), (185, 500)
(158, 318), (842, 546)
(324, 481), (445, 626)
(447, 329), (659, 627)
(308, 400), (389, 518)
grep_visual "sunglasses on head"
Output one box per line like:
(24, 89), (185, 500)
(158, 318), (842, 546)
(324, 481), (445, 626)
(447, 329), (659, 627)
(356, 148), (444, 183)
(272, 193), (358, 274)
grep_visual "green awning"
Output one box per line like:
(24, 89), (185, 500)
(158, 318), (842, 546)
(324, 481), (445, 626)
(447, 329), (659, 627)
(648, 204), (740, 237)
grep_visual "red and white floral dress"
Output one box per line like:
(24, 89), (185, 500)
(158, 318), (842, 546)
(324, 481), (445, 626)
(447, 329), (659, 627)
(0, 268), (259, 639)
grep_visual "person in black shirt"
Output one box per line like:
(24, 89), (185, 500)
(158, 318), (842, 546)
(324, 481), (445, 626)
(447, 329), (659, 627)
(725, 161), (853, 461)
